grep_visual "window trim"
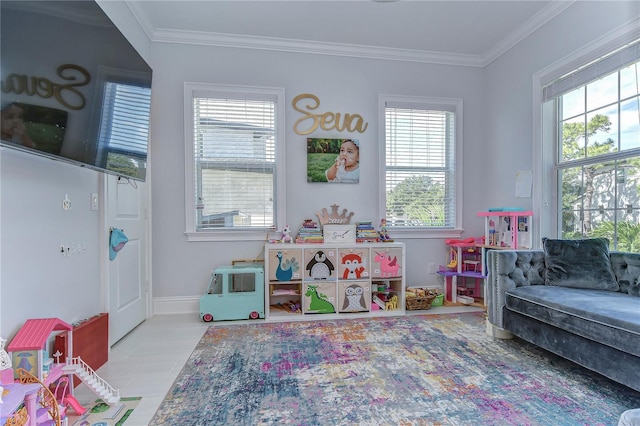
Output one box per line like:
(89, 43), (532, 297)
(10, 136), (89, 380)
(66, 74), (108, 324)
(183, 82), (286, 241)
(533, 22), (640, 246)
(378, 94), (463, 239)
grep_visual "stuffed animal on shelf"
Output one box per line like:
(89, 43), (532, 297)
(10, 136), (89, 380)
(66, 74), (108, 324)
(281, 225), (293, 243)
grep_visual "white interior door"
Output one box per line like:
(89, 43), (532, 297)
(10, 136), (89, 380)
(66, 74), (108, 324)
(106, 175), (148, 345)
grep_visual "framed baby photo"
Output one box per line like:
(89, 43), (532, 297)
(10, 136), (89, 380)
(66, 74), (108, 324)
(306, 138), (360, 183)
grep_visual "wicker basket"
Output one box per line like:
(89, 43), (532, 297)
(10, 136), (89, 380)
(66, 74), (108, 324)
(405, 294), (436, 311)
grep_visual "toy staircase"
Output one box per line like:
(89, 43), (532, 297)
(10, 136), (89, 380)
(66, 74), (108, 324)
(63, 356), (120, 405)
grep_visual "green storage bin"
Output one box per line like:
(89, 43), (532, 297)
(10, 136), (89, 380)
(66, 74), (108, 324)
(431, 293), (444, 307)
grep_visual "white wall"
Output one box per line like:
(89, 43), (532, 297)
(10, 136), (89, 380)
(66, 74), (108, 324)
(0, 149), (103, 338)
(148, 43), (487, 304)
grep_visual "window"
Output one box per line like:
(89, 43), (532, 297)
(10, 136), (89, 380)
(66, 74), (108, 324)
(208, 274), (222, 295)
(542, 40), (640, 251)
(380, 95), (462, 235)
(184, 83), (285, 241)
(229, 273), (257, 293)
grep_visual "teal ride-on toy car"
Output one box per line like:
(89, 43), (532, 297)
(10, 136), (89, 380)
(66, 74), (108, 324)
(199, 265), (265, 322)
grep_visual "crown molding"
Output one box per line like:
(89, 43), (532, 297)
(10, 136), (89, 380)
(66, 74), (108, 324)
(125, 1), (156, 40)
(483, 0), (576, 66)
(153, 28), (487, 67)
(125, 0), (575, 68)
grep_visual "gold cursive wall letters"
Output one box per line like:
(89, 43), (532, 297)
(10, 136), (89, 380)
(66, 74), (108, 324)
(1, 64), (91, 110)
(292, 93), (368, 135)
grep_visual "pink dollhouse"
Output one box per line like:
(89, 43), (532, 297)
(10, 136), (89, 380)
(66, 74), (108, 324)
(2, 318), (76, 426)
(6, 318), (73, 384)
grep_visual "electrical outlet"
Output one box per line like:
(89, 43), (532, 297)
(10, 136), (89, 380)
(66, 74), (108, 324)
(62, 194), (72, 211)
(428, 263), (436, 274)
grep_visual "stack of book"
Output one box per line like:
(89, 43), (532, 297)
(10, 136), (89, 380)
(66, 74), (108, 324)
(356, 221), (379, 243)
(296, 220), (324, 243)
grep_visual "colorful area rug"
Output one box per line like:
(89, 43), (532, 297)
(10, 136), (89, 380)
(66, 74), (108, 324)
(150, 313), (639, 425)
(69, 397), (141, 426)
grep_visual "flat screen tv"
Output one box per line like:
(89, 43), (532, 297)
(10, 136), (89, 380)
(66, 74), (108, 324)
(1, 1), (152, 181)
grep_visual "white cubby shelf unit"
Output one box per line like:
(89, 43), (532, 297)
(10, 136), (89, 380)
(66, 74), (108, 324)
(264, 242), (405, 321)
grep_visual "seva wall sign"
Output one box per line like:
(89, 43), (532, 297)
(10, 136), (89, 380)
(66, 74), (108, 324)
(292, 93), (368, 135)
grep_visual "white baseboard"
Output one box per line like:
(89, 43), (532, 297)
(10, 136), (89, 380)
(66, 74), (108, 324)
(153, 296), (200, 315)
(152, 296), (484, 319)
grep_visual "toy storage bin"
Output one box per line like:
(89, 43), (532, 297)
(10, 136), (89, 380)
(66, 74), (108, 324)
(337, 248), (370, 279)
(304, 248), (337, 280)
(338, 281), (371, 312)
(267, 248), (302, 281)
(431, 293), (444, 306)
(302, 282), (337, 314)
(371, 247), (403, 278)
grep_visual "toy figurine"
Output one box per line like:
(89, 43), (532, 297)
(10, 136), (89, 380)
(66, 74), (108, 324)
(0, 336), (10, 386)
(0, 337), (11, 370)
(378, 218), (390, 241)
(281, 225), (294, 243)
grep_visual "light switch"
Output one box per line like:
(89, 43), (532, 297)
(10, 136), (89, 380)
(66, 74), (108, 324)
(91, 193), (99, 211)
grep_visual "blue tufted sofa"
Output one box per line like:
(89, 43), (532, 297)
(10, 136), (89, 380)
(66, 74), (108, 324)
(486, 239), (640, 392)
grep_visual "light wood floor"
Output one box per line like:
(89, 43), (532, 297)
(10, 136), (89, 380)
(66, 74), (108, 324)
(73, 314), (209, 426)
(73, 305), (483, 426)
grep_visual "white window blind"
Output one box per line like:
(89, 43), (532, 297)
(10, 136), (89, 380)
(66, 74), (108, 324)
(98, 82), (151, 180)
(192, 96), (276, 230)
(384, 103), (456, 228)
(543, 40), (640, 102)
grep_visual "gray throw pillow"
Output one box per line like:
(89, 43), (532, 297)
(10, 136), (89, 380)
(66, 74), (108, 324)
(542, 237), (619, 291)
